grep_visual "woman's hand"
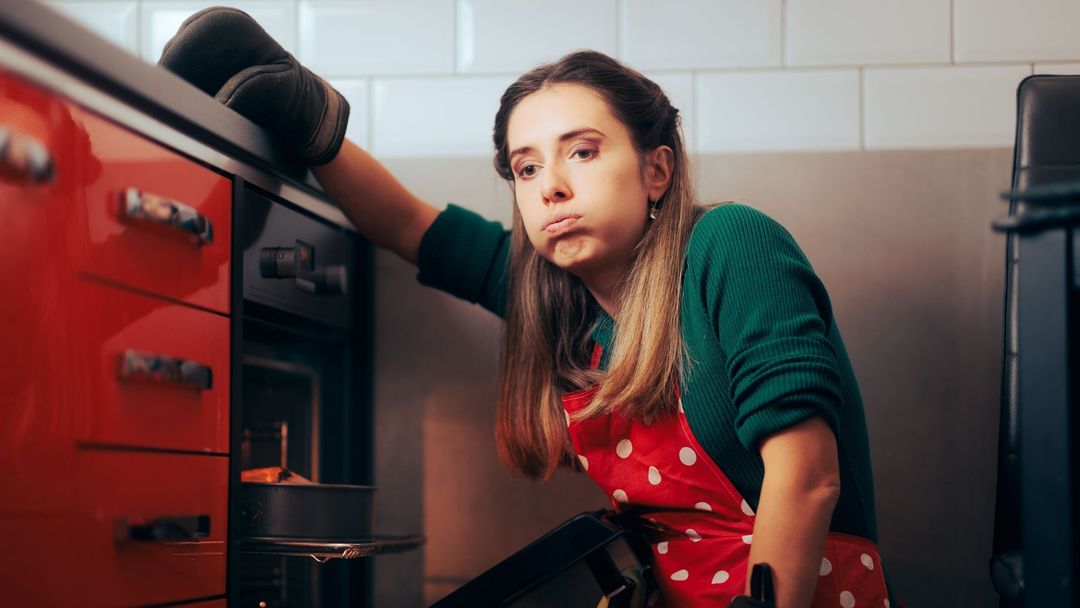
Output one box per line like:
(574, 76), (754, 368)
(745, 415), (841, 608)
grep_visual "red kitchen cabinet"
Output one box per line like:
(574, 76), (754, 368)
(70, 278), (230, 453)
(0, 69), (86, 515)
(0, 70), (232, 605)
(0, 450), (228, 607)
(69, 103), (232, 315)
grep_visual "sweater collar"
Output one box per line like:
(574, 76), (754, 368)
(590, 309), (615, 351)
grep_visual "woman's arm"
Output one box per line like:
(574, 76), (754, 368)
(311, 139), (440, 265)
(745, 415), (841, 608)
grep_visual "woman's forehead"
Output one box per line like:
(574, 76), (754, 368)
(506, 83), (625, 150)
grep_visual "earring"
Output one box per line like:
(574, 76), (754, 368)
(648, 201), (658, 220)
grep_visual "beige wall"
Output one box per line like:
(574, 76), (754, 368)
(373, 148), (1011, 607)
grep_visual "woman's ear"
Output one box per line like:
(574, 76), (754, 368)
(645, 145), (675, 202)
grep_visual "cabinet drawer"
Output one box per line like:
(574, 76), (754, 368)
(73, 279), (230, 453)
(75, 450), (228, 606)
(70, 104), (232, 314)
(0, 71), (85, 515)
(0, 451), (227, 607)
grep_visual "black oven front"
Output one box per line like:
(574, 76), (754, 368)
(229, 182), (381, 607)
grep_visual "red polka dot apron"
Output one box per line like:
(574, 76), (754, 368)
(563, 344), (892, 608)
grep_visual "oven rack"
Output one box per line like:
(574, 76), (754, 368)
(238, 534), (425, 562)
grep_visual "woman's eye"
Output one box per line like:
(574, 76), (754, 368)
(573, 148), (596, 160)
(517, 164), (538, 178)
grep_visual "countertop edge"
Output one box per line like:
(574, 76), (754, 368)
(0, 1), (340, 211)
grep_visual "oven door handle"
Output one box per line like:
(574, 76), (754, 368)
(117, 349), (213, 391)
(117, 514), (211, 542)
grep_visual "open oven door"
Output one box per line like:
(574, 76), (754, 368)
(432, 510), (654, 608)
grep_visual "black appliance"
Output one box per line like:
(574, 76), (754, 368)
(991, 74), (1080, 607)
(433, 511), (653, 608)
(230, 182), (421, 607)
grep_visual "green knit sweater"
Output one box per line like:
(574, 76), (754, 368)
(416, 202), (879, 541)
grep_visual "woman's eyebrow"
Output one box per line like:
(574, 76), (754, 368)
(509, 127), (607, 162)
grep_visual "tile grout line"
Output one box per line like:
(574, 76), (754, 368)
(690, 70), (698, 154)
(950, 0), (955, 64)
(135, 0), (143, 60)
(858, 66), (865, 151)
(614, 0), (621, 59)
(367, 76), (375, 152)
(452, 0), (459, 74)
(780, 0), (787, 68)
(294, 0), (300, 60)
(367, 77), (375, 152)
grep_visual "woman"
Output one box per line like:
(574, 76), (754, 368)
(161, 9), (896, 607)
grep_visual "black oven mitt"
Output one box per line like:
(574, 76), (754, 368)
(157, 6), (349, 165)
(727, 563), (777, 608)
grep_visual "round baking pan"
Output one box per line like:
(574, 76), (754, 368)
(238, 481), (374, 540)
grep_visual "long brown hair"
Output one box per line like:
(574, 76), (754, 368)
(492, 50), (699, 479)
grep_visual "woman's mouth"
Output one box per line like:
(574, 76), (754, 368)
(544, 214), (581, 235)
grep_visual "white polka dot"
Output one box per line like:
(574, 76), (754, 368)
(564, 409), (571, 426)
(860, 552), (875, 570)
(578, 455), (588, 471)
(741, 499), (755, 516)
(648, 466), (662, 485)
(711, 570), (730, 584)
(840, 590), (855, 608)
(741, 534), (753, 545)
(616, 439), (633, 458)
(678, 447), (697, 465)
(884, 601), (891, 608)
(656, 541), (669, 554)
(678, 398), (685, 413)
(694, 501), (712, 511)
(819, 557), (832, 576)
(643, 414), (654, 426)
(686, 529), (702, 542)
(612, 489), (628, 503)
(670, 569), (689, 581)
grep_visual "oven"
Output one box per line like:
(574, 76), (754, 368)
(230, 183), (421, 607)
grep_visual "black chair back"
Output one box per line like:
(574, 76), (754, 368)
(991, 74), (1080, 606)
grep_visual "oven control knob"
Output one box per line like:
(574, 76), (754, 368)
(259, 241), (347, 294)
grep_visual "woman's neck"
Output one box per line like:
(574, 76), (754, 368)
(580, 265), (626, 317)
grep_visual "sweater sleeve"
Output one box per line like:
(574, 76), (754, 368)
(687, 203), (843, 450)
(415, 203), (511, 317)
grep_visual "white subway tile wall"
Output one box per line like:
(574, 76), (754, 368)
(621, 0), (781, 71)
(698, 69), (861, 152)
(328, 79), (370, 149)
(298, 0), (454, 77)
(45, 0), (1080, 154)
(371, 76), (511, 157)
(457, 0), (616, 74)
(47, 1), (139, 54)
(954, 0), (1080, 63)
(786, 0), (951, 67)
(864, 65), (1033, 149)
(1035, 63), (1080, 75)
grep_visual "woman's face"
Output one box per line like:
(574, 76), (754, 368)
(506, 83), (653, 281)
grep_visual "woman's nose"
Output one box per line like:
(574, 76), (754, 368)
(541, 164), (572, 203)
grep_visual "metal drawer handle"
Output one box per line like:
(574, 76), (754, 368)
(117, 514), (211, 542)
(119, 187), (214, 246)
(0, 125), (54, 185)
(117, 349), (213, 391)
